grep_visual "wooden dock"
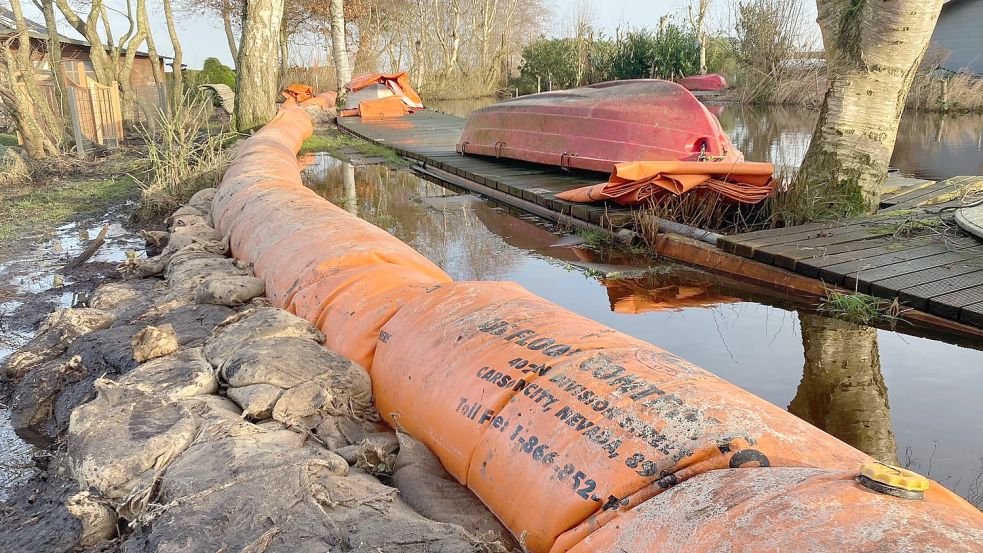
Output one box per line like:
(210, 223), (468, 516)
(338, 111), (637, 228)
(337, 110), (983, 329)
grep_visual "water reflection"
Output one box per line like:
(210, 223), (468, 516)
(790, 314), (899, 465)
(299, 152), (983, 505)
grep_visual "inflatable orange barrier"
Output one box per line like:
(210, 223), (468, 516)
(372, 280), (877, 552)
(212, 88), (983, 553)
(565, 468), (983, 552)
(287, 264), (445, 370)
(555, 160), (776, 205)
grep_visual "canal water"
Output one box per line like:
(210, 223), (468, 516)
(300, 153), (983, 507)
(428, 98), (983, 181)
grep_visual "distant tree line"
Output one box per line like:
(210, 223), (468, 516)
(511, 24), (714, 95)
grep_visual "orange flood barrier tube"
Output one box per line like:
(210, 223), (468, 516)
(212, 93), (983, 553)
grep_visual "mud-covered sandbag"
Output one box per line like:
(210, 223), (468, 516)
(372, 281), (873, 552)
(2, 308), (115, 380)
(393, 432), (517, 550)
(66, 491), (118, 546)
(204, 306), (324, 368)
(314, 416), (392, 451)
(131, 323), (178, 362)
(118, 347), (218, 400)
(88, 279), (160, 324)
(287, 263), (445, 369)
(564, 467), (983, 553)
(166, 223), (224, 251)
(122, 423), (482, 553)
(9, 356), (88, 444)
(338, 432), (399, 474)
(221, 337), (373, 418)
(187, 187), (217, 215)
(67, 380), (198, 516)
(194, 274), (266, 306)
(165, 248), (245, 298)
(227, 383), (283, 419)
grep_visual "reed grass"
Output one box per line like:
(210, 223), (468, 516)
(137, 99), (239, 217)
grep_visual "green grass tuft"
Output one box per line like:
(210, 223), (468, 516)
(0, 133), (18, 147)
(300, 131), (407, 167)
(575, 227), (614, 248)
(818, 289), (901, 325)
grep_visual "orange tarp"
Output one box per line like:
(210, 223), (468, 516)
(358, 96), (412, 120)
(346, 72), (424, 109)
(556, 160), (776, 205)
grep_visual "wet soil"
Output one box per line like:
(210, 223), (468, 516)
(0, 203), (148, 502)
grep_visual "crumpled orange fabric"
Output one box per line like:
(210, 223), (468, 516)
(282, 84), (314, 103)
(555, 160), (775, 205)
(346, 72), (424, 108)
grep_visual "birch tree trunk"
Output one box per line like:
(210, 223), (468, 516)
(222, 0), (239, 69)
(40, 0), (69, 114)
(234, 0), (285, 130)
(329, 0), (352, 95)
(162, 0), (184, 109)
(789, 313), (898, 465)
(795, 0), (945, 214)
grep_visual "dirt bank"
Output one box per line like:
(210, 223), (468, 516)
(0, 189), (517, 552)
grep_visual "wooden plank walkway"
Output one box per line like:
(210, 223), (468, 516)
(718, 179), (983, 327)
(338, 111), (636, 228)
(337, 110), (983, 328)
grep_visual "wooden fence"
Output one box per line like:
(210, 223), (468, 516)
(65, 80), (125, 155)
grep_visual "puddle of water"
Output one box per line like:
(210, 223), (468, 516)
(0, 206), (144, 502)
(301, 153), (983, 506)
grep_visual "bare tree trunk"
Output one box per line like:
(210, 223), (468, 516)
(279, 16), (289, 81)
(329, 0), (352, 94)
(790, 313), (898, 465)
(795, 0), (945, 214)
(222, 0), (239, 69)
(688, 0), (709, 74)
(40, 0), (69, 114)
(162, 0), (183, 110)
(5, 0), (63, 157)
(235, 0), (285, 130)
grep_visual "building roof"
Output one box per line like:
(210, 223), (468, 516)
(0, 7), (169, 58)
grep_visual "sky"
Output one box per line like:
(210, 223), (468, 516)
(23, 0), (821, 70)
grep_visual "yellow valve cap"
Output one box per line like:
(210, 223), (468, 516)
(860, 462), (930, 492)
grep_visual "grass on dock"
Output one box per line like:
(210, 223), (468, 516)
(301, 130), (407, 167)
(819, 289), (903, 325)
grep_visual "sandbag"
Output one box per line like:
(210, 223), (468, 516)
(66, 380), (198, 515)
(287, 263), (445, 369)
(3, 308), (116, 380)
(227, 383), (283, 420)
(118, 347), (218, 400)
(393, 432), (517, 550)
(372, 281), (872, 552)
(193, 274), (266, 306)
(220, 337), (373, 419)
(122, 429), (481, 553)
(204, 306), (325, 368)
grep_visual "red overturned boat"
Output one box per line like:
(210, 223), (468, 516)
(457, 80), (775, 205)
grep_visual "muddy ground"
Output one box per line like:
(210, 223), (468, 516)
(0, 185), (516, 552)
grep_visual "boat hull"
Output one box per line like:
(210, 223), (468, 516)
(457, 80), (738, 173)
